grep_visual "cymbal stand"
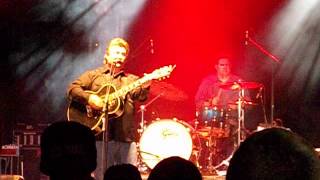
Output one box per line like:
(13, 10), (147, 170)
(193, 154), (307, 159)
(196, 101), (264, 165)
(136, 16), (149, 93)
(236, 86), (245, 147)
(192, 112), (201, 169)
(137, 92), (163, 135)
(206, 128), (218, 174)
(205, 113), (220, 174)
(136, 93), (163, 173)
(137, 105), (146, 137)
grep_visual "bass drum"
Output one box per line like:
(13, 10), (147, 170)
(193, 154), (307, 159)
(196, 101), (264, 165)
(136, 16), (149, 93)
(139, 119), (194, 169)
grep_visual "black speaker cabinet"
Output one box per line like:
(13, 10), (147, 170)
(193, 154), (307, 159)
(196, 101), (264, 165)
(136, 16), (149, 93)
(21, 147), (41, 180)
(13, 123), (50, 180)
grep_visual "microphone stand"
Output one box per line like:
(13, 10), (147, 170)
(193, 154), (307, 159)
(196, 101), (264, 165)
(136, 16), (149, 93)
(101, 64), (116, 178)
(258, 86), (268, 125)
(246, 31), (281, 123)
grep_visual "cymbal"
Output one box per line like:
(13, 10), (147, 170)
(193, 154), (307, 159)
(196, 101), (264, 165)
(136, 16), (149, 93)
(228, 99), (258, 106)
(150, 81), (188, 101)
(219, 81), (263, 90)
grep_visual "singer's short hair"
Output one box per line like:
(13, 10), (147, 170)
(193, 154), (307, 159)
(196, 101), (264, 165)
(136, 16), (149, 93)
(105, 37), (129, 56)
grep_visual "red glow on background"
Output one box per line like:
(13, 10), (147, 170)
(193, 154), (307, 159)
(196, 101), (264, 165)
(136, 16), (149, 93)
(126, 0), (285, 121)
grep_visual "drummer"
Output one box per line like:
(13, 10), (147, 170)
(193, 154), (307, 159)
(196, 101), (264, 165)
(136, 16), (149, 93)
(195, 57), (242, 113)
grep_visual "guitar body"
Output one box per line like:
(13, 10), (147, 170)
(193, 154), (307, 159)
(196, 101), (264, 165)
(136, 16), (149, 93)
(67, 65), (176, 135)
(67, 84), (124, 135)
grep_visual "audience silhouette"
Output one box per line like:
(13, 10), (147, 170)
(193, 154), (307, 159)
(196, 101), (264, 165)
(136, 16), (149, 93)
(226, 128), (320, 180)
(40, 121), (97, 180)
(147, 156), (202, 180)
(104, 163), (142, 180)
(40, 121), (320, 180)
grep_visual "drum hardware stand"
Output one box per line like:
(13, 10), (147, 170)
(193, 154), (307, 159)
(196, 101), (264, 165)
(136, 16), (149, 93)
(136, 93), (163, 173)
(194, 112), (200, 130)
(192, 148), (201, 169)
(193, 111), (202, 169)
(137, 105), (146, 137)
(214, 153), (233, 176)
(206, 135), (218, 174)
(236, 86), (246, 147)
(136, 143), (149, 173)
(204, 116), (220, 175)
(137, 92), (164, 134)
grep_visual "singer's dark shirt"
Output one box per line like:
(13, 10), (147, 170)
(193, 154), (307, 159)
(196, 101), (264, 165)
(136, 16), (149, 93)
(67, 65), (149, 142)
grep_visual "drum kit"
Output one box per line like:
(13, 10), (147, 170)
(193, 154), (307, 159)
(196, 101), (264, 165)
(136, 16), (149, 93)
(136, 81), (264, 174)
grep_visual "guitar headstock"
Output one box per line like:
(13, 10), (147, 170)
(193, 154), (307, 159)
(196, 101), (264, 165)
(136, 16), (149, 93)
(147, 65), (176, 80)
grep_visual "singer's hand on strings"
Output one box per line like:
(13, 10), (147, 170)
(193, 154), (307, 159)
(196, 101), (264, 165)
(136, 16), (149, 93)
(88, 94), (104, 110)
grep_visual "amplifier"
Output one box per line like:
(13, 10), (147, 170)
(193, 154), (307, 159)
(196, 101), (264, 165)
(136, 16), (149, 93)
(12, 123), (50, 180)
(13, 123), (50, 147)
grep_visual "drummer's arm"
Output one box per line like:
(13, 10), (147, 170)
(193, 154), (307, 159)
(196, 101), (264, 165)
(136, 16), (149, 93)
(195, 88), (210, 112)
(211, 88), (222, 105)
(245, 89), (254, 109)
(195, 80), (209, 109)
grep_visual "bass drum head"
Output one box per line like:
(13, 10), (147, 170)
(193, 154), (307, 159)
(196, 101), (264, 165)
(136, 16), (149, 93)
(139, 119), (193, 169)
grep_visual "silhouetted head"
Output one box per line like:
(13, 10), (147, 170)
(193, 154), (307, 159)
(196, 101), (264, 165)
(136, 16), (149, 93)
(226, 128), (320, 180)
(104, 164), (142, 180)
(148, 156), (202, 180)
(40, 121), (97, 179)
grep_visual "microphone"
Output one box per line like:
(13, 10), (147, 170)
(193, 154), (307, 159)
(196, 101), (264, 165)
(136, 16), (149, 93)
(256, 87), (263, 99)
(150, 39), (154, 54)
(245, 30), (249, 45)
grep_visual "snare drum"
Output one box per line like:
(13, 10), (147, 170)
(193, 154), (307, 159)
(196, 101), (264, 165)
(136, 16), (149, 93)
(199, 106), (234, 138)
(139, 119), (194, 169)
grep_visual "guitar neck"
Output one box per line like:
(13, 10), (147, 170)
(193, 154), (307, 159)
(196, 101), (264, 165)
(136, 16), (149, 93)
(110, 76), (150, 99)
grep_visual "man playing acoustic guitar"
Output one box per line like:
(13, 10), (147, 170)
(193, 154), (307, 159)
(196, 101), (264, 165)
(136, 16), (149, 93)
(67, 38), (150, 179)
